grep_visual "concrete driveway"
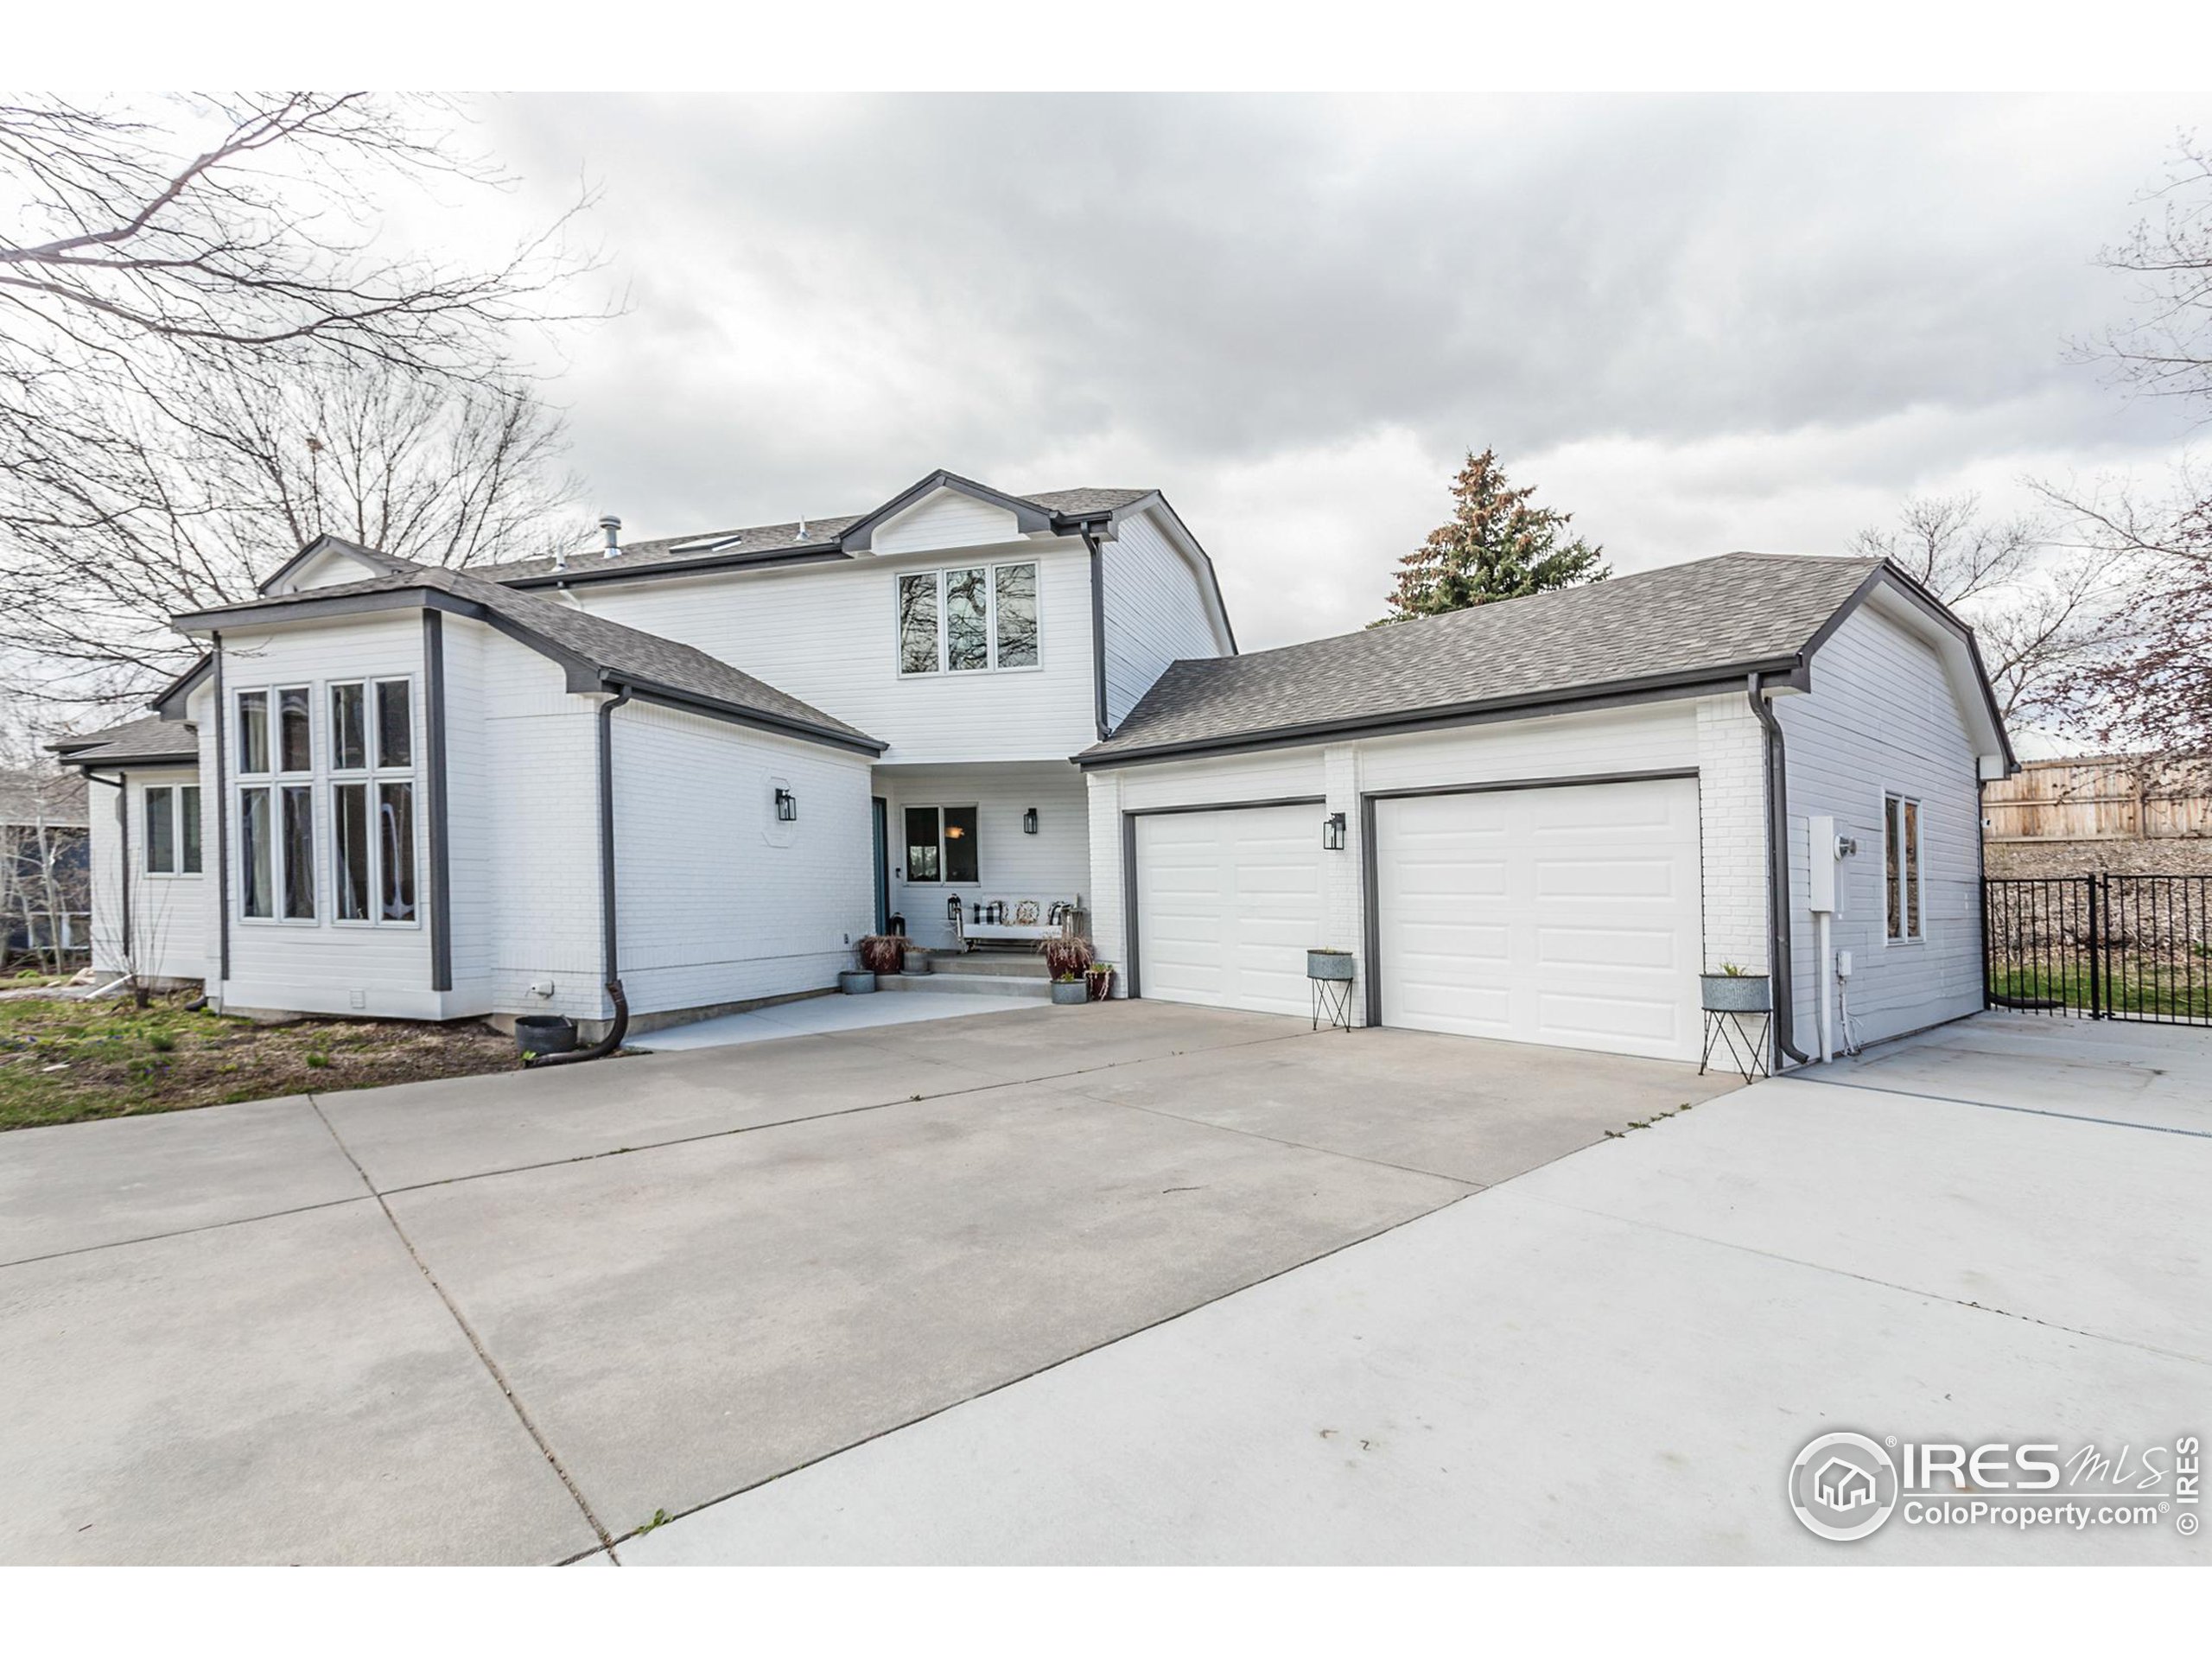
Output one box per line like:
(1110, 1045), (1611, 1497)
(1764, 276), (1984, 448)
(0, 1000), (1730, 1565)
(618, 1013), (2210, 1566)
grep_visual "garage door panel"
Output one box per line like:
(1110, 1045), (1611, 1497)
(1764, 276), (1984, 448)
(1377, 778), (1703, 1062)
(1134, 805), (1325, 1019)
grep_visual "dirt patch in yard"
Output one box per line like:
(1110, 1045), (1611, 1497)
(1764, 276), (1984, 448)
(0, 993), (518, 1131)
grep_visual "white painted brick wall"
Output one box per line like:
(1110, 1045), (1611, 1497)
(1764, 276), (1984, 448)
(1694, 694), (1773, 979)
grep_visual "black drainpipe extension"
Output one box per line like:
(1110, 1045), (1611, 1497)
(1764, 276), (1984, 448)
(531, 685), (633, 1066)
(1748, 673), (1809, 1068)
(1083, 528), (1112, 741)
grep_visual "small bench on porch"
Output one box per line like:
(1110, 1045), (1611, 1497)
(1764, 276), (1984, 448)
(947, 897), (1082, 952)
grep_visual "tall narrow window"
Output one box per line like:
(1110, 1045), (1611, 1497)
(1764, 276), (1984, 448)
(282, 785), (315, 919)
(334, 782), (372, 921)
(995, 563), (1039, 667)
(943, 804), (980, 883)
(378, 781), (416, 921)
(238, 690), (269, 773)
(904, 805), (941, 880)
(375, 680), (412, 768)
(180, 785), (202, 874)
(332, 683), (366, 770)
(1885, 792), (1923, 942)
(944, 567), (988, 671)
(898, 573), (940, 674)
(278, 685), (312, 772)
(240, 786), (273, 918)
(144, 785), (175, 873)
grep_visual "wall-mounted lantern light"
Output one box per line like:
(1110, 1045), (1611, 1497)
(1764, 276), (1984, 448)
(1022, 807), (1039, 836)
(1323, 811), (1347, 851)
(774, 786), (797, 823)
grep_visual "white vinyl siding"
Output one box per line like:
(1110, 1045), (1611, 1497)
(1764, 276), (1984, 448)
(1100, 509), (1232, 728)
(1777, 600), (1986, 1046)
(867, 489), (1023, 556)
(1374, 779), (1705, 1061)
(86, 765), (208, 982)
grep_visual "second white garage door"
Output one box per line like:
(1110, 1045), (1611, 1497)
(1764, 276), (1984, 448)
(1133, 804), (1325, 1017)
(1374, 777), (1705, 1061)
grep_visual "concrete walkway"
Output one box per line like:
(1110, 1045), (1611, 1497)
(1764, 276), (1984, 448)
(0, 1001), (1728, 1564)
(626, 988), (1041, 1051)
(623, 1014), (2210, 1566)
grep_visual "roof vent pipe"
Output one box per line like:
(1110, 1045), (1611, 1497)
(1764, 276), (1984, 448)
(599, 515), (622, 558)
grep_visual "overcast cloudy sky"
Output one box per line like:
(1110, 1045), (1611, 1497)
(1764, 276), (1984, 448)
(476, 93), (2205, 651)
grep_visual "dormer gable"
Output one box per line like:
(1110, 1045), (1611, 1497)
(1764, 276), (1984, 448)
(838, 471), (1056, 556)
(255, 534), (417, 596)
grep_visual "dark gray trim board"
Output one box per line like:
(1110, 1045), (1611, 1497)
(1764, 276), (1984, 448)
(213, 636), (229, 982)
(1358, 768), (1702, 1028)
(619, 681), (887, 756)
(423, 611), (453, 993)
(1117, 794), (1329, 1003)
(1085, 530), (1112, 741)
(1077, 667), (1802, 770)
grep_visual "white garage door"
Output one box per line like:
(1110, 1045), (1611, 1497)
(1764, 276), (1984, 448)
(1134, 805), (1326, 1016)
(1375, 777), (1704, 1061)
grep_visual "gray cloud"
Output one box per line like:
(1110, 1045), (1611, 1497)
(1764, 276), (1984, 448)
(478, 92), (2207, 647)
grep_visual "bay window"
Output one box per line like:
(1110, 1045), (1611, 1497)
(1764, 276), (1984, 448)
(894, 562), (1041, 675)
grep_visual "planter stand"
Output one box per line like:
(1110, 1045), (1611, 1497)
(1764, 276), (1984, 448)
(1306, 950), (1355, 1033)
(1700, 1009), (1771, 1081)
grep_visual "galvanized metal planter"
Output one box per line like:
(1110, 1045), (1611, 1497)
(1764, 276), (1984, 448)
(1306, 949), (1356, 982)
(1050, 979), (1088, 1005)
(838, 970), (878, 995)
(1700, 973), (1771, 1013)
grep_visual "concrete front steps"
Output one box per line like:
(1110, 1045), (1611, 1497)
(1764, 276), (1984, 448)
(876, 950), (1052, 1000)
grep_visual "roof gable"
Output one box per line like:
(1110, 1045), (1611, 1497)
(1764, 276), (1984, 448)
(256, 534), (417, 596)
(837, 471), (1055, 555)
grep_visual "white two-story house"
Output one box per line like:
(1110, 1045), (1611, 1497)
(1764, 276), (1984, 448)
(57, 471), (1235, 1035)
(60, 463), (2014, 1072)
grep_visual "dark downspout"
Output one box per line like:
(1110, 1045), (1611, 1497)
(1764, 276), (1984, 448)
(213, 632), (230, 986)
(531, 685), (632, 1066)
(1749, 674), (1809, 1068)
(1084, 529), (1111, 741)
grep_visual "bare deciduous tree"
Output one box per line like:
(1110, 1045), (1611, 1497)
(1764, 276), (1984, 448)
(0, 93), (601, 715)
(2079, 132), (2212, 412)
(1850, 493), (2113, 732)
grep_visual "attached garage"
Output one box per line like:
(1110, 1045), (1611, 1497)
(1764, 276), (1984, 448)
(1130, 804), (1325, 1016)
(1370, 775), (1705, 1061)
(1084, 552), (2018, 1071)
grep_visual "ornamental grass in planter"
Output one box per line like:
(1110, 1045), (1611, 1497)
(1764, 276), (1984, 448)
(857, 934), (909, 976)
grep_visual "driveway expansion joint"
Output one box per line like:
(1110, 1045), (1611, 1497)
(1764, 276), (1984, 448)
(306, 1093), (619, 1557)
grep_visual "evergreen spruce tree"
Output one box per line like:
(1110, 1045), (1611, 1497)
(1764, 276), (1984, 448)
(1379, 448), (1608, 624)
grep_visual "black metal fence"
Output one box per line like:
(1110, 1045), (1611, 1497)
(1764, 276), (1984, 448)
(1983, 874), (2212, 1026)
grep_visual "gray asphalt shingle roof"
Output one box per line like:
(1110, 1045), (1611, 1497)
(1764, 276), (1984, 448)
(1081, 552), (1888, 762)
(176, 561), (881, 752)
(52, 713), (199, 767)
(474, 487), (1156, 584)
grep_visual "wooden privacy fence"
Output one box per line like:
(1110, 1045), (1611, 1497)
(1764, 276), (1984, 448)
(1982, 755), (2212, 843)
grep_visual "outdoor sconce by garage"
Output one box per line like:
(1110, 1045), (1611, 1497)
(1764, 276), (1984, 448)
(1322, 811), (1347, 851)
(774, 786), (797, 823)
(1023, 807), (1039, 836)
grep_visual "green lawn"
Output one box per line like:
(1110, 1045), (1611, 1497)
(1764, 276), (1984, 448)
(1986, 959), (2212, 1021)
(0, 995), (518, 1132)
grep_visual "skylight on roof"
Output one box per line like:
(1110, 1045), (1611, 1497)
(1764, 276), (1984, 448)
(667, 533), (747, 556)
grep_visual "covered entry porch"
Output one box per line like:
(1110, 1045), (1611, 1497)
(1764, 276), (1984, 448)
(872, 760), (1092, 953)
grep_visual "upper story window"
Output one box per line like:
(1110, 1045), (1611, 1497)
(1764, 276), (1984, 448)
(1885, 792), (1922, 942)
(896, 561), (1039, 675)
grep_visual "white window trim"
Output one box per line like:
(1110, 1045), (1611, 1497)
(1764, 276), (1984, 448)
(231, 677), (422, 929)
(140, 781), (203, 880)
(899, 802), (982, 886)
(893, 558), (1046, 677)
(1881, 785), (1926, 946)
